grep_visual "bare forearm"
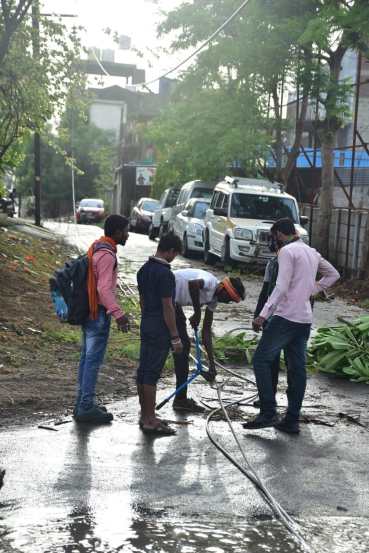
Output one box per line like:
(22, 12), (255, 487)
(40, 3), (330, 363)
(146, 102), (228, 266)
(202, 328), (215, 369)
(189, 286), (201, 318)
(163, 303), (179, 338)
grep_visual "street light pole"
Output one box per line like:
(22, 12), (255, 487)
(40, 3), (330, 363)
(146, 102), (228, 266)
(32, 0), (41, 226)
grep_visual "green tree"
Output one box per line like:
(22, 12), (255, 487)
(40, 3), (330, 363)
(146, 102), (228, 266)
(148, 82), (269, 197)
(158, 0), (317, 175)
(297, 0), (369, 256)
(0, 6), (84, 172)
(159, 0), (369, 257)
(17, 99), (117, 217)
(0, 0), (33, 65)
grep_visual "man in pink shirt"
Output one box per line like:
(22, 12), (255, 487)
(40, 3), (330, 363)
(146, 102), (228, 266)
(243, 218), (339, 434)
(74, 215), (130, 425)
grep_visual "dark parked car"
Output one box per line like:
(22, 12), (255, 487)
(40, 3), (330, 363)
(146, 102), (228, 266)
(130, 197), (160, 233)
(76, 198), (105, 224)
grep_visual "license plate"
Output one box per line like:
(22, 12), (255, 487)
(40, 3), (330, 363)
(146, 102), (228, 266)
(260, 247), (272, 256)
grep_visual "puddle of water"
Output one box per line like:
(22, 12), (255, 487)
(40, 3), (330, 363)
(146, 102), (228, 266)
(0, 503), (368, 553)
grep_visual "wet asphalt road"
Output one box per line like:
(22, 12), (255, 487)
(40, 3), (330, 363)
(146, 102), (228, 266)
(1, 222), (369, 553)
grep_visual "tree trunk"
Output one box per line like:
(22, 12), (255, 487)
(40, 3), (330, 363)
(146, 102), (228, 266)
(271, 84), (283, 171)
(316, 132), (335, 257)
(315, 44), (347, 257)
(283, 93), (309, 186)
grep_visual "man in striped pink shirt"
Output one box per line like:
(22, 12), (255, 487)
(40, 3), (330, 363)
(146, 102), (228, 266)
(243, 218), (340, 434)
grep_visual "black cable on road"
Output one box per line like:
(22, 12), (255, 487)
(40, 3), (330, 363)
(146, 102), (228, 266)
(206, 377), (313, 552)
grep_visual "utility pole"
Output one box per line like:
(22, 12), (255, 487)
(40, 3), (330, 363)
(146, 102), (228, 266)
(31, 7), (77, 227)
(32, 0), (41, 226)
(70, 106), (77, 223)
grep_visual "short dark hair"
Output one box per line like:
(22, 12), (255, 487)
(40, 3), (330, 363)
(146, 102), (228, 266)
(104, 215), (129, 237)
(229, 276), (245, 300)
(158, 231), (182, 254)
(271, 218), (296, 236)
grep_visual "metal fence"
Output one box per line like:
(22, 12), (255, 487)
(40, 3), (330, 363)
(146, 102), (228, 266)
(300, 204), (369, 277)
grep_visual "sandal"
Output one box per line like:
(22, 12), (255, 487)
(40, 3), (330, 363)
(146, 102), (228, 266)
(141, 422), (176, 436)
(139, 418), (169, 429)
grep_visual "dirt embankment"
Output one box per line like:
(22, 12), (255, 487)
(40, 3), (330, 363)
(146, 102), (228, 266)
(0, 222), (137, 425)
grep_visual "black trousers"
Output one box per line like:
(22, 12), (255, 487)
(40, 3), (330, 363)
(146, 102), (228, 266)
(174, 304), (191, 399)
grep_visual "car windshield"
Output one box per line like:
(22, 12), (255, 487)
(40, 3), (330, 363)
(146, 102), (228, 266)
(166, 189), (180, 207)
(192, 201), (209, 219)
(230, 194), (298, 223)
(142, 200), (160, 212)
(80, 199), (103, 208)
(191, 188), (213, 199)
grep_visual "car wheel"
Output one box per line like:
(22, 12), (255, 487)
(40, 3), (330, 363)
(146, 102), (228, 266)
(204, 233), (217, 265)
(221, 237), (234, 267)
(148, 224), (157, 240)
(159, 222), (167, 238)
(182, 233), (190, 258)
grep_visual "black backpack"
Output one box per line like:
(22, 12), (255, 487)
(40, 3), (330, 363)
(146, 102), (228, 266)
(50, 243), (116, 326)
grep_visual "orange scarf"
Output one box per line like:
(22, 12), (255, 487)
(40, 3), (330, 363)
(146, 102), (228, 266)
(87, 236), (117, 319)
(221, 277), (242, 303)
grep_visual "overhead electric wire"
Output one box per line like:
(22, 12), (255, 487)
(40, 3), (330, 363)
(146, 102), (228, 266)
(91, 47), (110, 77)
(135, 0), (251, 88)
(88, 0), (252, 87)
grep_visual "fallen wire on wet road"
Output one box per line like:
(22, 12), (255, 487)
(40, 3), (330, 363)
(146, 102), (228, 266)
(116, 276), (313, 552)
(206, 372), (312, 552)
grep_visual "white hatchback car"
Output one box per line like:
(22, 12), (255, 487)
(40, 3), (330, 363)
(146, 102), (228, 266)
(172, 198), (210, 257)
(204, 177), (309, 265)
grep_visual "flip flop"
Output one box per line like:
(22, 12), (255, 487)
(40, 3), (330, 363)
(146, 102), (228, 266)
(139, 418), (170, 429)
(141, 422), (176, 436)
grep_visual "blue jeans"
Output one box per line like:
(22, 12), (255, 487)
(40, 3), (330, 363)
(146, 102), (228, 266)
(253, 316), (311, 420)
(77, 306), (111, 411)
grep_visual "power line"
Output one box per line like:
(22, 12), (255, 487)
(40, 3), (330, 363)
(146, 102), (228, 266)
(136, 0), (251, 88)
(85, 0), (252, 88)
(91, 47), (110, 77)
(88, 0), (251, 88)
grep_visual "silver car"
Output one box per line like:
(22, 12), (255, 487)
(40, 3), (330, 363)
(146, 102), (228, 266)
(172, 198), (210, 257)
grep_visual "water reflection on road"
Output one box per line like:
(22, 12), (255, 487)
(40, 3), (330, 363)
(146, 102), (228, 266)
(1, 503), (369, 553)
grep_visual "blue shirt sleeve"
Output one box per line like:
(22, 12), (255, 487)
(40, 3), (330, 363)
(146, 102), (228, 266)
(159, 269), (175, 298)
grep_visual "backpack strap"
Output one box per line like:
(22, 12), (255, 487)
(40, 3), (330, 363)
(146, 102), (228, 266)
(92, 242), (118, 270)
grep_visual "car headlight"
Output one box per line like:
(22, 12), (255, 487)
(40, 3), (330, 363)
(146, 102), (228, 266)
(234, 228), (253, 241)
(188, 223), (203, 236)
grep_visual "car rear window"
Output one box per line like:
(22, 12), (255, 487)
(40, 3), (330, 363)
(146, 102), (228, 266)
(166, 189), (180, 207)
(192, 201), (209, 219)
(80, 200), (104, 208)
(142, 200), (160, 212)
(191, 188), (213, 200)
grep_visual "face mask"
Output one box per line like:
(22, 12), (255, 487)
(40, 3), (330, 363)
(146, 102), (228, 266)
(268, 234), (279, 253)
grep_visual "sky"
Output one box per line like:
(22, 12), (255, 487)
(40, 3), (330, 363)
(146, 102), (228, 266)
(43, 0), (186, 91)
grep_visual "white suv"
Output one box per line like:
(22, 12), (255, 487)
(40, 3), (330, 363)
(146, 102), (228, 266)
(203, 177), (309, 265)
